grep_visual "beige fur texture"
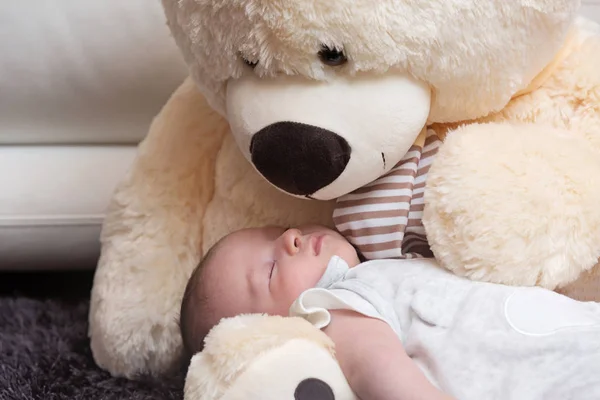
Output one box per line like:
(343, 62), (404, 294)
(89, 0), (600, 384)
(425, 22), (600, 291)
(163, 0), (578, 123)
(183, 315), (341, 400)
(185, 329), (356, 400)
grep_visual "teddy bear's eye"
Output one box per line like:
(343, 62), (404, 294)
(318, 45), (348, 67)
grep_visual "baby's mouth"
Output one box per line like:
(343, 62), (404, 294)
(312, 235), (325, 256)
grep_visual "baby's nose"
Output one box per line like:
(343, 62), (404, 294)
(282, 228), (302, 255)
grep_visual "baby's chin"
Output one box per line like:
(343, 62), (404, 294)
(337, 246), (361, 268)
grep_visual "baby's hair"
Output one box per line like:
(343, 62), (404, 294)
(179, 240), (222, 358)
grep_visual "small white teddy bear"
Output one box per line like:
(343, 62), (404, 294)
(184, 315), (356, 400)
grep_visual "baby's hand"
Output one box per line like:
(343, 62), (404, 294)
(324, 310), (454, 400)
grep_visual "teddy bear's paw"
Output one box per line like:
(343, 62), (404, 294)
(184, 314), (356, 400)
(89, 194), (202, 377)
(89, 249), (188, 378)
(424, 122), (600, 290)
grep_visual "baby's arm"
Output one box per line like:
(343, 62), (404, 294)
(324, 310), (454, 400)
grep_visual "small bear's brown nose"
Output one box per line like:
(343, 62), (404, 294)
(250, 121), (351, 196)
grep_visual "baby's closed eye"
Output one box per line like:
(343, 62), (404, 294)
(269, 261), (276, 279)
(268, 261), (277, 291)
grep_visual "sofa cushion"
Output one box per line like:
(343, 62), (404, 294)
(0, 0), (188, 145)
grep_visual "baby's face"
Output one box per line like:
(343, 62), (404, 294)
(202, 225), (360, 322)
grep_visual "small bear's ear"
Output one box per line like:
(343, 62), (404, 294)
(295, 378), (336, 400)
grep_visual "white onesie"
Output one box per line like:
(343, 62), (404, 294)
(289, 257), (600, 400)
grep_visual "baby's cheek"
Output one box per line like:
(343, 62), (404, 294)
(280, 277), (309, 307)
(286, 280), (306, 301)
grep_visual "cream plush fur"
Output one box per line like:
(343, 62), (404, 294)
(184, 315), (357, 400)
(89, 0), (600, 389)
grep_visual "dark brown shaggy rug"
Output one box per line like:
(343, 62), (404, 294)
(0, 270), (184, 400)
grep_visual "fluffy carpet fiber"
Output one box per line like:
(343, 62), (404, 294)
(0, 270), (185, 400)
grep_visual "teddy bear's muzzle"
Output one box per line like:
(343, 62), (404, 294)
(250, 121), (351, 196)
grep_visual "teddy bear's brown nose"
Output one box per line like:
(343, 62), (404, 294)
(250, 121), (351, 196)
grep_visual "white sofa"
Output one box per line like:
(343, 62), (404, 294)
(0, 1), (188, 270)
(1, 1), (599, 271)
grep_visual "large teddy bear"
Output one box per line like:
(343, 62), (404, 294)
(89, 0), (600, 393)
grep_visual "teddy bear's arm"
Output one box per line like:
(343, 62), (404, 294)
(88, 77), (228, 377)
(424, 27), (600, 296)
(424, 122), (600, 291)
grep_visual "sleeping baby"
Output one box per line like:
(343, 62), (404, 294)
(179, 224), (600, 400)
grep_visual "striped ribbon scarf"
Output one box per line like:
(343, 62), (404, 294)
(333, 129), (442, 260)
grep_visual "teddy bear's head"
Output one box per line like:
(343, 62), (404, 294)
(162, 0), (579, 200)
